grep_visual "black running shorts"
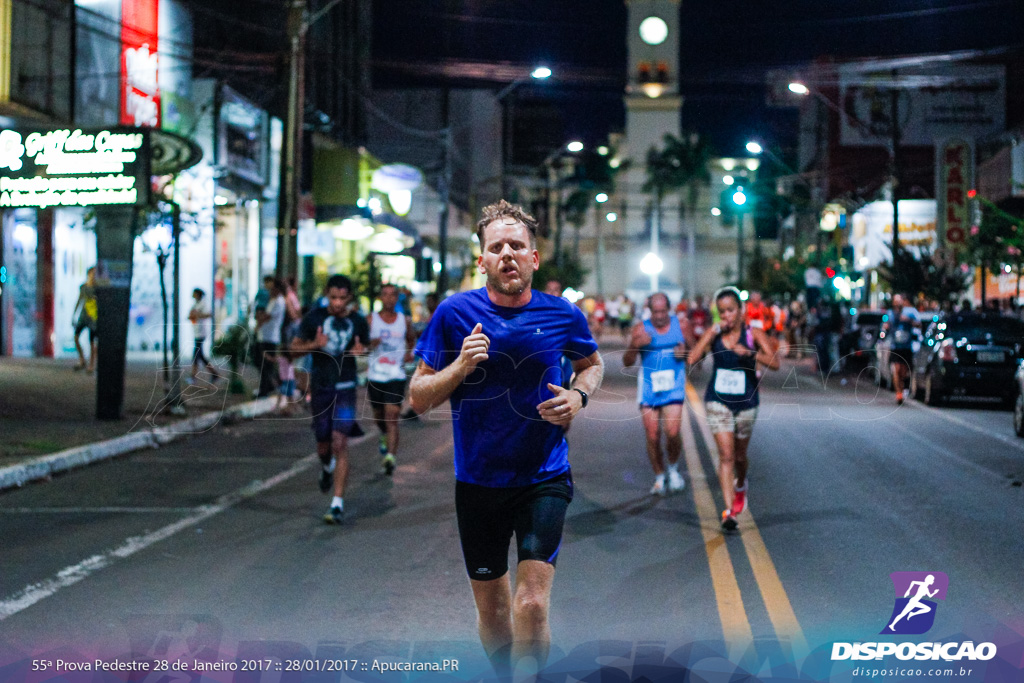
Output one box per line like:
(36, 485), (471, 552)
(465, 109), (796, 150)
(455, 471), (574, 581)
(366, 379), (407, 406)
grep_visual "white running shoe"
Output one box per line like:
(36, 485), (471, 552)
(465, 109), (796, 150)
(650, 474), (666, 496)
(667, 468), (685, 493)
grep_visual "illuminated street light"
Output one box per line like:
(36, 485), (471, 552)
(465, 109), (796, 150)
(640, 252), (664, 275)
(606, 212), (617, 222)
(597, 146), (609, 156)
(566, 141), (584, 153)
(595, 192), (609, 203)
(745, 141), (763, 155)
(723, 175), (734, 186)
(531, 66), (552, 80)
(711, 207), (721, 216)
(788, 82), (809, 95)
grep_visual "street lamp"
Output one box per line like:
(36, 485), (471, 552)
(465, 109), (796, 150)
(731, 186), (749, 287)
(788, 80), (904, 254)
(498, 66), (553, 196)
(640, 252), (664, 293)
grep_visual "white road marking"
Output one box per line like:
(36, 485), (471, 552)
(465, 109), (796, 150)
(0, 454), (318, 621)
(907, 399), (1024, 452)
(0, 507), (199, 514)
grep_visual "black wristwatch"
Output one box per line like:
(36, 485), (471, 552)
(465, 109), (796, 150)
(572, 388), (588, 408)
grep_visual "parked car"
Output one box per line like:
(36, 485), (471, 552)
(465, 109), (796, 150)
(839, 310), (885, 370)
(1014, 361), (1024, 437)
(907, 312), (1024, 406)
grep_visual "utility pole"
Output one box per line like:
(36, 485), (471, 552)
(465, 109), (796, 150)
(889, 71), (901, 259)
(277, 0), (307, 281)
(437, 90), (451, 295)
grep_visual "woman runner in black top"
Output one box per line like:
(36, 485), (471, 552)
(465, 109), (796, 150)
(689, 287), (779, 532)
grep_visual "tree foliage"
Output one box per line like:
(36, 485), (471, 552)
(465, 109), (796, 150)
(877, 248), (971, 304)
(535, 250), (588, 291)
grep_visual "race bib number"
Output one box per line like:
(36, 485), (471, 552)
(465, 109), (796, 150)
(714, 369), (746, 395)
(749, 319), (764, 329)
(650, 369), (676, 393)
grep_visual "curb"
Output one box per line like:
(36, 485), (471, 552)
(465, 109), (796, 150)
(0, 398), (278, 492)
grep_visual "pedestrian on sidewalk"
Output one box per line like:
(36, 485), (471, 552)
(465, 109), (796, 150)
(290, 274), (368, 524)
(254, 278), (286, 398)
(366, 283), (415, 476)
(72, 266), (98, 373)
(188, 288), (220, 383)
(410, 200), (604, 678)
(688, 286), (779, 532)
(623, 292), (695, 496)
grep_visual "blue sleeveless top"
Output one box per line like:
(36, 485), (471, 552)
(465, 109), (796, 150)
(704, 326), (759, 413)
(638, 317), (687, 407)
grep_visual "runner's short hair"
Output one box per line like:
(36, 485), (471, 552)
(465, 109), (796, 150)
(326, 274), (353, 293)
(476, 200), (539, 246)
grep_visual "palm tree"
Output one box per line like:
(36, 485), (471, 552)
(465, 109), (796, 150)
(643, 132), (712, 297)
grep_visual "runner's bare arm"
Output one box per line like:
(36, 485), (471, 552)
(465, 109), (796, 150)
(751, 327), (781, 370)
(687, 326), (718, 368)
(409, 323), (490, 413)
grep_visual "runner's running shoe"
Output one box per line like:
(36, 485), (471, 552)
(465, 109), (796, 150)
(732, 478), (748, 516)
(667, 468), (686, 493)
(318, 468), (332, 493)
(323, 506), (344, 525)
(721, 509), (738, 532)
(381, 453), (396, 476)
(650, 474), (666, 496)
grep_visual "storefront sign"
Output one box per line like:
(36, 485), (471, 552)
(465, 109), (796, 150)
(838, 64), (1005, 147)
(850, 199), (936, 269)
(120, 0), (161, 128)
(937, 139), (972, 246)
(0, 128), (150, 208)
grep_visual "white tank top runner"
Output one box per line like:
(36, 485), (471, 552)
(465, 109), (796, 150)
(367, 311), (408, 382)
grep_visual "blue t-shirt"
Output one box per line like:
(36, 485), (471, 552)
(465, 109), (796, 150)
(415, 288), (598, 488)
(637, 317), (687, 407)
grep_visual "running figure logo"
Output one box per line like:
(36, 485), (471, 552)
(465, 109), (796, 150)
(881, 571), (949, 635)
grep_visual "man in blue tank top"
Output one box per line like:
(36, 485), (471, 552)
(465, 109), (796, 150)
(410, 200), (604, 677)
(623, 292), (695, 495)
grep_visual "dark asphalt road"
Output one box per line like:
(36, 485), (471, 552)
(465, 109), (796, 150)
(2, 350), (1022, 682)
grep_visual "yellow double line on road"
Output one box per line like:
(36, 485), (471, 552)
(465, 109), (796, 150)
(682, 380), (808, 657)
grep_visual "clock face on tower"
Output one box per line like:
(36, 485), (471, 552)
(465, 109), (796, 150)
(639, 16), (668, 45)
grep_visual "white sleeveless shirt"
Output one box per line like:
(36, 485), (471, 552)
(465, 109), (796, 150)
(367, 311), (408, 382)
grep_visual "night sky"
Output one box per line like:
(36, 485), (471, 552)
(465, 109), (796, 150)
(371, 0), (1023, 157)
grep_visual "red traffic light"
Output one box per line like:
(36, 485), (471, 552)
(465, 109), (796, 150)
(967, 189), (977, 199)
(825, 267), (836, 278)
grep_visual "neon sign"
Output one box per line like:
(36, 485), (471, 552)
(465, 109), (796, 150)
(0, 128), (149, 208)
(120, 0), (161, 128)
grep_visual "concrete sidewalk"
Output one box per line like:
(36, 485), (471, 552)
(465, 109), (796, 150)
(0, 356), (276, 490)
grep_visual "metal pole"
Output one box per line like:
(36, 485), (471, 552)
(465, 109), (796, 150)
(651, 197), (660, 292)
(277, 0), (306, 281)
(437, 95), (451, 295)
(737, 212), (745, 288)
(686, 198), (696, 300)
(890, 73), (901, 258)
(594, 202), (605, 296)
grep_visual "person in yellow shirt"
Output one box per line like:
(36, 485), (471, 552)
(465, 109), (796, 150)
(72, 267), (98, 373)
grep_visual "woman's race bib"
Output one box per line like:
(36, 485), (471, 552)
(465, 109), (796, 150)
(714, 368), (746, 395)
(650, 369), (675, 393)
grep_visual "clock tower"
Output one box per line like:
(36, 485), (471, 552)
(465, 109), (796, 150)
(614, 0), (683, 297)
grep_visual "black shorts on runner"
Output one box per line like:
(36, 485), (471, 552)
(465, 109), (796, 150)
(310, 386), (364, 442)
(367, 379), (407, 406)
(890, 347), (914, 369)
(455, 471), (574, 581)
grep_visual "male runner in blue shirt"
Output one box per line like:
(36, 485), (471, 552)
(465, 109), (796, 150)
(410, 200), (604, 677)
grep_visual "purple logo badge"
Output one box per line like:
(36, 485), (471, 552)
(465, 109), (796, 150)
(880, 572), (949, 635)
